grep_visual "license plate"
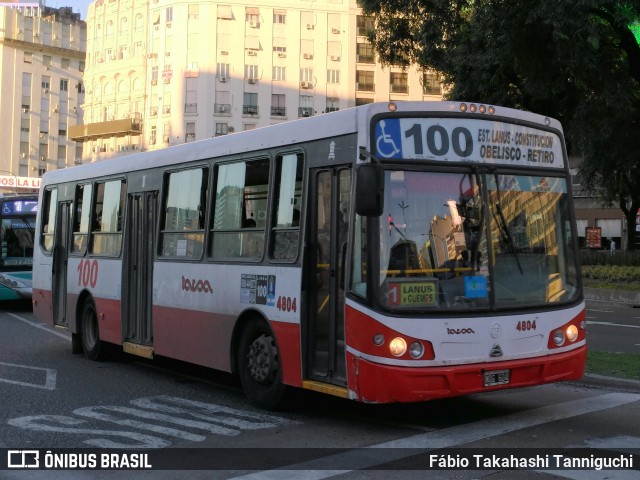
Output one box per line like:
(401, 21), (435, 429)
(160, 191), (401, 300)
(484, 369), (510, 386)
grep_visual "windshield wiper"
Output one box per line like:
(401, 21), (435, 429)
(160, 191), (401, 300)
(493, 173), (523, 275)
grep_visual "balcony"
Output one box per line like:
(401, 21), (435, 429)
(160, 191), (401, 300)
(298, 107), (313, 117)
(356, 82), (375, 92)
(69, 114), (142, 142)
(390, 84), (409, 94)
(271, 106), (286, 117)
(243, 105), (259, 115)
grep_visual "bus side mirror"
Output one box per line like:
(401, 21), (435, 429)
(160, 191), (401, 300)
(355, 163), (384, 217)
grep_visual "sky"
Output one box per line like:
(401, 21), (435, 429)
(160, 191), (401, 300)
(46, 1), (92, 19)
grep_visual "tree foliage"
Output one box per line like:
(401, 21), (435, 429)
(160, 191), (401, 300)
(360, 0), (640, 249)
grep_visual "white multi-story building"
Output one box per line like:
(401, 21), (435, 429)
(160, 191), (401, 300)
(71, 0), (443, 161)
(0, 3), (86, 179)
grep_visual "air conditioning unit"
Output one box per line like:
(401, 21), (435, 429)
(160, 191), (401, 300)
(164, 78), (170, 84)
(149, 138), (156, 145)
(163, 135), (170, 143)
(165, 51), (170, 56)
(247, 50), (257, 56)
(218, 105), (227, 113)
(43, 88), (49, 93)
(150, 107), (158, 116)
(249, 21), (257, 28)
(277, 52), (286, 58)
(247, 78), (257, 84)
(246, 106), (257, 114)
(220, 50), (229, 56)
(306, 24), (314, 30)
(331, 28), (340, 34)
(300, 81), (311, 89)
(40, 156), (46, 161)
(227, 126), (235, 132)
(219, 76), (228, 82)
(163, 106), (171, 114)
(22, 108), (29, 113)
(303, 53), (313, 60)
(330, 55), (340, 61)
(21, 153), (27, 158)
(300, 108), (311, 117)
(53, 106), (59, 113)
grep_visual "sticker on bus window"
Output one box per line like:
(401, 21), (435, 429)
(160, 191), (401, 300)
(387, 279), (438, 307)
(464, 276), (488, 298)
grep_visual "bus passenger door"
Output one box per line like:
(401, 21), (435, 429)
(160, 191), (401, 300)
(122, 191), (157, 357)
(52, 202), (71, 327)
(306, 166), (351, 386)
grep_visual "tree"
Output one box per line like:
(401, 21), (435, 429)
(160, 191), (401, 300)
(360, 0), (640, 249)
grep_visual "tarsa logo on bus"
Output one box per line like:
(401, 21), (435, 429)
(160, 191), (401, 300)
(181, 276), (213, 294)
(447, 327), (475, 335)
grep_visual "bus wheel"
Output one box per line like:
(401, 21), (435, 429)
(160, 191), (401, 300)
(80, 300), (106, 361)
(237, 319), (285, 409)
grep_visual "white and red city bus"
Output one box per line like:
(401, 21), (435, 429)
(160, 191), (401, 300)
(33, 101), (586, 408)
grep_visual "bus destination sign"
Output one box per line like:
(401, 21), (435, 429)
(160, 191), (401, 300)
(374, 117), (564, 169)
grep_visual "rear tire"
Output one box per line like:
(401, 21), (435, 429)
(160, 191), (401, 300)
(237, 318), (285, 409)
(80, 300), (106, 361)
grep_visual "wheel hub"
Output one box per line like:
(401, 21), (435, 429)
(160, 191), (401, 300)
(247, 334), (277, 384)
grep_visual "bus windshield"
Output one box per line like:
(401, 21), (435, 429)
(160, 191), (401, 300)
(1, 216), (35, 268)
(371, 169), (579, 311)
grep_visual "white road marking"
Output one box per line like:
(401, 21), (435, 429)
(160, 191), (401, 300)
(588, 321), (640, 329)
(230, 392), (640, 479)
(587, 309), (614, 313)
(8, 395), (300, 449)
(5, 312), (70, 340)
(0, 361), (57, 390)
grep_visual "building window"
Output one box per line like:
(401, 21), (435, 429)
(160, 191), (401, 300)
(188, 4), (199, 20)
(422, 72), (442, 95)
(272, 66), (286, 81)
(245, 64), (259, 81)
(299, 95), (313, 117)
(106, 20), (114, 37)
(151, 66), (159, 84)
(300, 68), (313, 83)
(271, 94), (286, 116)
(273, 11), (286, 24)
(24, 52), (33, 63)
(185, 122), (196, 143)
(327, 69), (340, 84)
(326, 98), (339, 113)
(166, 6), (173, 24)
(135, 13), (144, 31)
(390, 72), (409, 94)
(42, 76), (50, 89)
(60, 79), (69, 92)
(356, 71), (374, 91)
(356, 98), (374, 106)
(356, 15), (375, 36)
(215, 123), (229, 136)
(243, 92), (258, 114)
(185, 77), (197, 115)
(356, 43), (375, 63)
(43, 55), (51, 68)
(120, 17), (129, 33)
(217, 63), (230, 79)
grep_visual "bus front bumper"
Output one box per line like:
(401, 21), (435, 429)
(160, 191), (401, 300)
(348, 345), (587, 404)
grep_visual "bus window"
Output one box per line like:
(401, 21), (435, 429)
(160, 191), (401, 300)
(71, 184), (92, 254)
(211, 158), (269, 260)
(90, 180), (126, 256)
(270, 153), (304, 261)
(41, 188), (57, 254)
(160, 167), (208, 258)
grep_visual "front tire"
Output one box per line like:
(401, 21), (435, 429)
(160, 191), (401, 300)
(237, 318), (285, 409)
(80, 300), (106, 361)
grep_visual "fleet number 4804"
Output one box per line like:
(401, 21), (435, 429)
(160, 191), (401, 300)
(516, 320), (536, 331)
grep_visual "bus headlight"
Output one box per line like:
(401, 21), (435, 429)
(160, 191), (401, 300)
(0, 275), (25, 289)
(389, 337), (407, 357)
(409, 341), (424, 359)
(373, 333), (385, 346)
(553, 329), (565, 346)
(566, 325), (579, 342)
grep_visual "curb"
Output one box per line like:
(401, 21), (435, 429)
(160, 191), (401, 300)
(584, 287), (640, 307)
(573, 373), (640, 392)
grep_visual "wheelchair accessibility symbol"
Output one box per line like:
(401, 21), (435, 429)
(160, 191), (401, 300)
(375, 119), (402, 158)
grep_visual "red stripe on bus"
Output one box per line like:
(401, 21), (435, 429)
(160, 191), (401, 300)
(270, 321), (302, 388)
